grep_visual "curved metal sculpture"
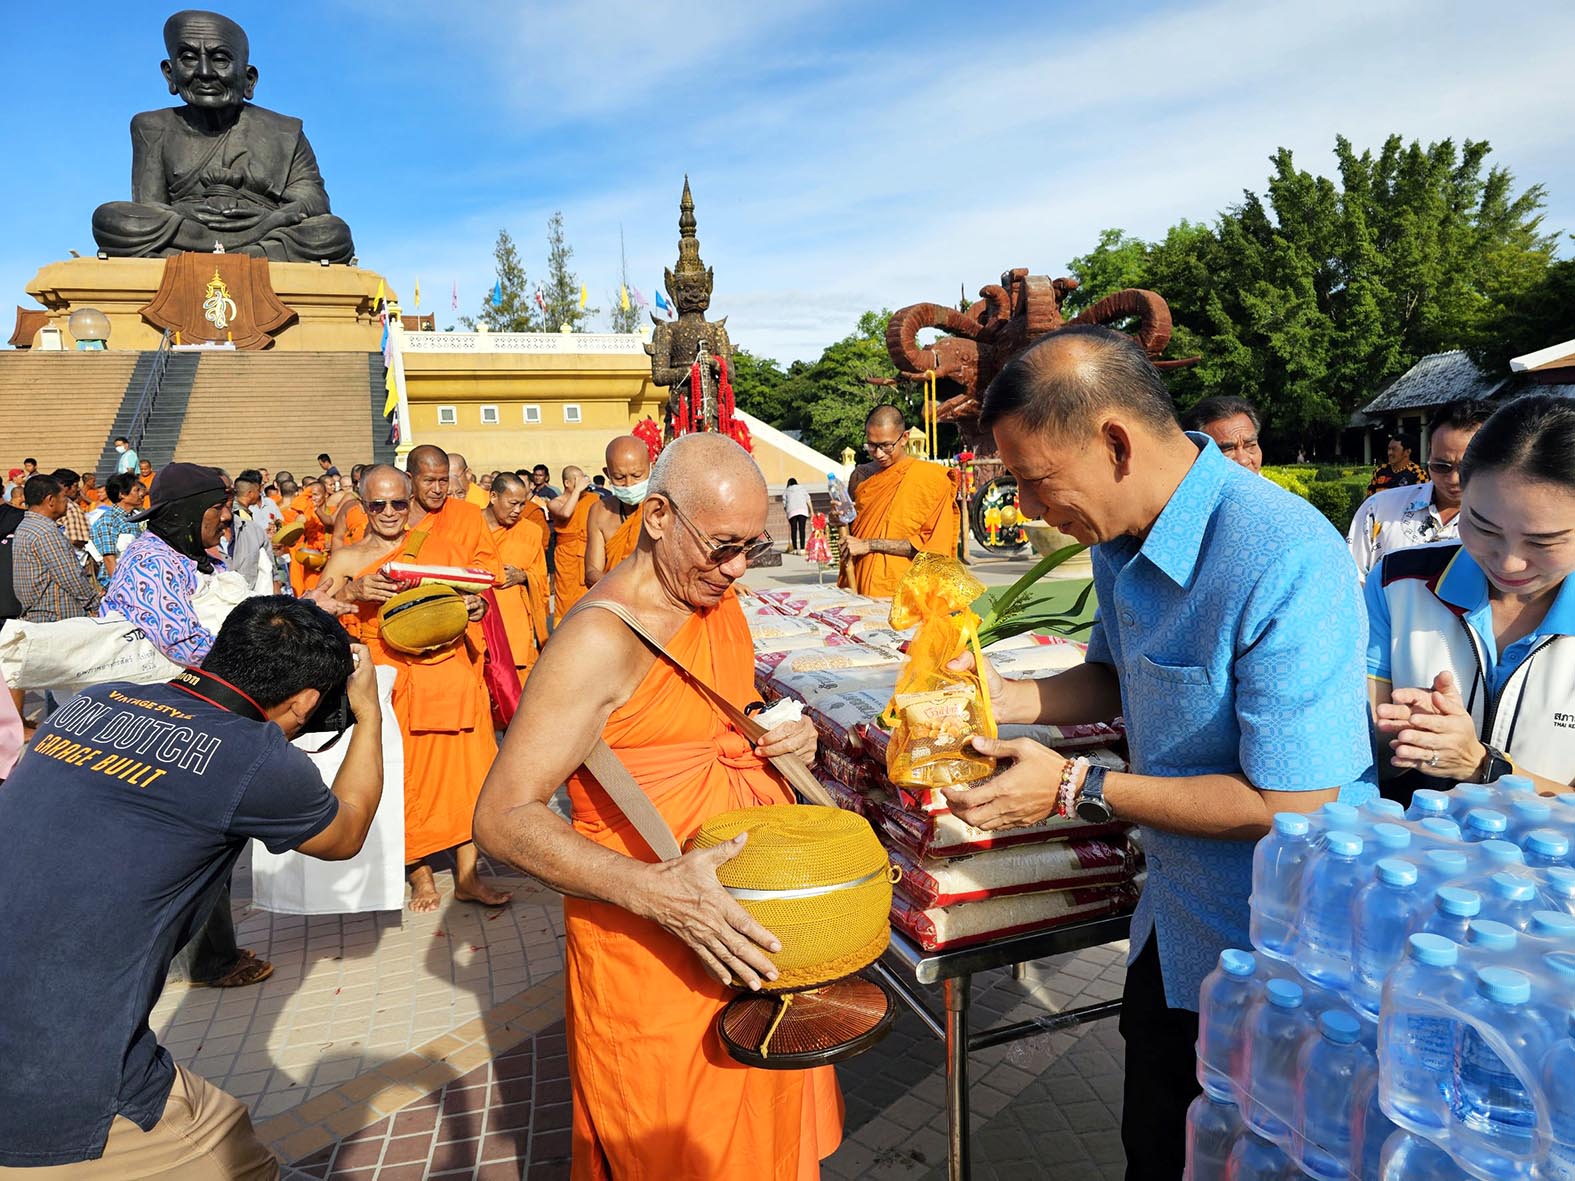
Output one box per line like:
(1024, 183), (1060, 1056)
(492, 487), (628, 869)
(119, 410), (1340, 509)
(885, 268), (1198, 452)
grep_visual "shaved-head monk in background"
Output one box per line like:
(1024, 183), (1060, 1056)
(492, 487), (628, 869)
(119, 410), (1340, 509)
(320, 466), (509, 911)
(836, 403), (959, 597)
(288, 478), (328, 595)
(406, 445), (502, 587)
(475, 433), (841, 1178)
(547, 465), (596, 620)
(584, 435), (653, 587)
(485, 473), (550, 683)
(449, 452), (489, 511)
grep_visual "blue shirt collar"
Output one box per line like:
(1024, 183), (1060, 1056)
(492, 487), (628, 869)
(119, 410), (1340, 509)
(1137, 433), (1224, 587)
(1438, 546), (1575, 637)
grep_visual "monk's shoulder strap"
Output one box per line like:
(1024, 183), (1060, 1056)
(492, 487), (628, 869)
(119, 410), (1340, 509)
(401, 530), (430, 561)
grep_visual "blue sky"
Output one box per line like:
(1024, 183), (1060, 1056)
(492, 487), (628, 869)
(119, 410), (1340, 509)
(3, 0), (1572, 363)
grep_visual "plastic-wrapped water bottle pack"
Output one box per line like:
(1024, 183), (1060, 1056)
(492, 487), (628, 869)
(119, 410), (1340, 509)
(1185, 777), (1575, 1180)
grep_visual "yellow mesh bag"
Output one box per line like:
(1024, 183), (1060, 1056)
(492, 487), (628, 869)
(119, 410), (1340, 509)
(688, 805), (893, 991)
(883, 554), (996, 789)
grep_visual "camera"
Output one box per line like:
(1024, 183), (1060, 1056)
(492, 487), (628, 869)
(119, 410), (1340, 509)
(301, 683), (354, 735)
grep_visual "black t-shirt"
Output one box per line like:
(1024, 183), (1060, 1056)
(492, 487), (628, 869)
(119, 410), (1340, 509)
(0, 682), (338, 1166)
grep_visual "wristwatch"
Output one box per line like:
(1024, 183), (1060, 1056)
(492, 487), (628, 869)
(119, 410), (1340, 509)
(1478, 744), (1515, 784)
(1074, 765), (1115, 823)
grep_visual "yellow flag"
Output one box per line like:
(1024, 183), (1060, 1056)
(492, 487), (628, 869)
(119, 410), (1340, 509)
(620, 285), (630, 311)
(413, 277), (421, 310)
(579, 283), (588, 310)
(371, 278), (386, 310)
(382, 366), (398, 417)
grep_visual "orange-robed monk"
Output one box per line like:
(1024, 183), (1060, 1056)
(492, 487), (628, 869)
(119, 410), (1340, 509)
(405, 445), (504, 588)
(288, 479), (329, 595)
(584, 435), (653, 586)
(474, 434), (843, 1180)
(547, 465), (596, 620)
(320, 465), (512, 913)
(485, 473), (550, 681)
(837, 403), (960, 597)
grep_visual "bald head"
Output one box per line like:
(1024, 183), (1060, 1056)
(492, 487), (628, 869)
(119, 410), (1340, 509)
(562, 465), (586, 486)
(605, 436), (651, 475)
(359, 466), (413, 539)
(408, 444), (447, 473)
(359, 465), (410, 498)
(164, 10), (249, 59)
(649, 434), (765, 513)
(491, 472), (528, 496)
(866, 404), (906, 432)
(981, 325), (1179, 440)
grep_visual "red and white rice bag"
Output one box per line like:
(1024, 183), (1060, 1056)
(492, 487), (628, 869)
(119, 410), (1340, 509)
(381, 561), (496, 592)
(754, 643), (901, 678)
(985, 642), (1089, 678)
(804, 685), (898, 753)
(888, 837), (1131, 908)
(746, 615), (826, 643)
(867, 787), (1128, 859)
(890, 882), (1135, 951)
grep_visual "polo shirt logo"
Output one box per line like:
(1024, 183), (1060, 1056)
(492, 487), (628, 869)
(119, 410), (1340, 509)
(1555, 712), (1575, 730)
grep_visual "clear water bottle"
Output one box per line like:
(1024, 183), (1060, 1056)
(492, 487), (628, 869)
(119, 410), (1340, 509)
(1227, 1127), (1296, 1180)
(1450, 783), (1497, 819)
(1419, 816), (1465, 846)
(827, 472), (856, 525)
(1422, 886), (1483, 945)
(1450, 966), (1550, 1175)
(1541, 1013), (1575, 1181)
(1485, 872), (1538, 932)
(1244, 977), (1308, 1139)
(1318, 801), (1361, 836)
(1464, 808), (1510, 843)
(1379, 933), (1461, 1133)
(1294, 1009), (1366, 1179)
(1407, 788), (1453, 822)
(1481, 839), (1527, 869)
(1197, 948), (1258, 1099)
(1524, 828), (1571, 869)
(1362, 823), (1413, 874)
(1493, 773), (1537, 802)
(1252, 814), (1313, 960)
(1296, 831), (1365, 989)
(1467, 918), (1520, 957)
(1530, 910), (1575, 943)
(1184, 1091), (1241, 1181)
(1350, 1069), (1396, 1181)
(1543, 867), (1575, 917)
(1379, 1128), (1473, 1179)
(1352, 858), (1421, 1018)
(1419, 848), (1470, 895)
(1508, 798), (1553, 843)
(1546, 952), (1575, 1009)
(1364, 797), (1408, 823)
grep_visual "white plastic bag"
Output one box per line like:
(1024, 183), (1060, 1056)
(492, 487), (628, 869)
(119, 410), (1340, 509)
(0, 612), (182, 691)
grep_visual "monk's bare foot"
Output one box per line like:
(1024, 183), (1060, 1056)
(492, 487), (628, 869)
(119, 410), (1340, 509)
(455, 877), (513, 907)
(408, 865), (442, 913)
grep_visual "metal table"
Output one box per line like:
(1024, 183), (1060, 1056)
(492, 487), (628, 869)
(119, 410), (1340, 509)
(870, 912), (1133, 1181)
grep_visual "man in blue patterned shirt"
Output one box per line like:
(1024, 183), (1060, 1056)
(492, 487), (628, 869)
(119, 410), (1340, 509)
(87, 473), (145, 589)
(946, 326), (1373, 1180)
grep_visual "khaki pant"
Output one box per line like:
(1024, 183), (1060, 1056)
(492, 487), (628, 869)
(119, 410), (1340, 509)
(0, 1065), (278, 1180)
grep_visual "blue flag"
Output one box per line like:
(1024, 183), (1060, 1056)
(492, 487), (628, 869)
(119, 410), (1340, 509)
(654, 289), (672, 317)
(491, 280), (503, 308)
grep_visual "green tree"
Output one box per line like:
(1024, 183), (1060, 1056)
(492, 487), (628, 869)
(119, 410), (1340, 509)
(460, 228), (541, 332)
(541, 211), (598, 332)
(1468, 250), (1575, 371)
(607, 287), (642, 333)
(729, 349), (793, 426)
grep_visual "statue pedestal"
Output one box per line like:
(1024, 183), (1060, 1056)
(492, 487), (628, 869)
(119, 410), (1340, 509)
(22, 257), (391, 351)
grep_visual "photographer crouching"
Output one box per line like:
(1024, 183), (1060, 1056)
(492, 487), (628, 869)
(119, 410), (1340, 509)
(0, 596), (381, 1179)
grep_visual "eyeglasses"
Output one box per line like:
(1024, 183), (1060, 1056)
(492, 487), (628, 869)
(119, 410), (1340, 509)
(366, 499), (410, 513)
(864, 439), (904, 456)
(1426, 460), (1458, 476)
(663, 497), (773, 566)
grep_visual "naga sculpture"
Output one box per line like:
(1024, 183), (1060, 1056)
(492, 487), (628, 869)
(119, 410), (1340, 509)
(885, 268), (1198, 452)
(92, 10), (355, 263)
(645, 177), (733, 435)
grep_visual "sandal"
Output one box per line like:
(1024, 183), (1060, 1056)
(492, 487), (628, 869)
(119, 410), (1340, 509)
(198, 950), (275, 988)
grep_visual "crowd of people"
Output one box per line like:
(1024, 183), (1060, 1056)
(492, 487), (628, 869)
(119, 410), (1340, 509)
(0, 324), (1570, 1178)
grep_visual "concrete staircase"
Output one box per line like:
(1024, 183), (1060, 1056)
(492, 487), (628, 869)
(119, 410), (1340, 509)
(95, 350), (201, 477)
(0, 352), (141, 477)
(172, 352), (386, 477)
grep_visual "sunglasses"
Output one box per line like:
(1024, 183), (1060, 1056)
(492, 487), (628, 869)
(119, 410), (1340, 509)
(664, 497), (773, 566)
(1426, 460), (1458, 476)
(366, 499), (410, 513)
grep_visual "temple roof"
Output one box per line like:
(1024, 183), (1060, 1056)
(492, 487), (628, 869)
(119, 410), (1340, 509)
(1361, 350), (1507, 415)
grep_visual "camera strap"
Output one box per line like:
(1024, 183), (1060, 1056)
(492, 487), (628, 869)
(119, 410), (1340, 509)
(168, 667), (268, 723)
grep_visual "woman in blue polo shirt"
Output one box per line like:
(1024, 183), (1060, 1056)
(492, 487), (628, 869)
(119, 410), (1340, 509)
(1366, 393), (1575, 803)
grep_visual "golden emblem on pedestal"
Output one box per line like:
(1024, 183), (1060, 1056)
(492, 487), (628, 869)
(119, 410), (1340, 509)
(202, 269), (238, 332)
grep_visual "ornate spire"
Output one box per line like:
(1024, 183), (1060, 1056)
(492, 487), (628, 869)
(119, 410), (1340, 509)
(673, 174), (706, 279)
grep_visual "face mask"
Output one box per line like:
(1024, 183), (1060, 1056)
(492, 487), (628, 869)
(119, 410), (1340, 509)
(609, 479), (648, 506)
(115, 445), (126, 453)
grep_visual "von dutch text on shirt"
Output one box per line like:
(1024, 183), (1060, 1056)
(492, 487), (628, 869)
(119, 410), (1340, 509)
(34, 690), (226, 788)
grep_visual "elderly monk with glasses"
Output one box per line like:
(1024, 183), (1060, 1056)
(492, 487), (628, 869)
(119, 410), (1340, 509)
(835, 403), (960, 597)
(475, 434), (841, 1180)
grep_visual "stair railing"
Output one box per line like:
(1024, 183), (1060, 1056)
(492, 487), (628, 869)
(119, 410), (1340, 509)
(125, 329), (175, 454)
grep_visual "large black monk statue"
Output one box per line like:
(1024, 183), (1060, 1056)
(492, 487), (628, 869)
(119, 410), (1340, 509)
(92, 10), (354, 263)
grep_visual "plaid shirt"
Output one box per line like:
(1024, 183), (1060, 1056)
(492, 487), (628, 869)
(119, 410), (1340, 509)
(61, 499), (91, 546)
(88, 504), (141, 589)
(13, 512), (100, 622)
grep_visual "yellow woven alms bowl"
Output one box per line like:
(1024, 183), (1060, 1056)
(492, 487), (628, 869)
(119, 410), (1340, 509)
(379, 585), (469, 655)
(274, 518), (305, 548)
(688, 804), (892, 991)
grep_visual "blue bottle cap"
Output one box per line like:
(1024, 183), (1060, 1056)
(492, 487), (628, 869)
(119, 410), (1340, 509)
(1465, 808), (1509, 836)
(1477, 966), (1532, 1005)
(1468, 919), (1519, 952)
(1272, 812), (1311, 837)
(1436, 886), (1482, 917)
(1364, 798), (1407, 820)
(1526, 829), (1571, 859)
(1374, 822), (1412, 850)
(1265, 978), (1303, 1008)
(1321, 802), (1360, 825)
(1425, 849), (1469, 877)
(1497, 775), (1536, 794)
(1421, 818), (1463, 842)
(1319, 1009), (1362, 1044)
(1377, 858), (1418, 887)
(1220, 949), (1257, 977)
(1480, 840), (1526, 867)
(1548, 952), (1575, 980)
(1323, 830), (1363, 858)
(1511, 800), (1552, 826)
(1409, 932), (1459, 967)
(1491, 872), (1536, 903)
(1453, 783), (1494, 802)
(1530, 911), (1575, 939)
(1546, 867), (1575, 899)
(1410, 789), (1452, 816)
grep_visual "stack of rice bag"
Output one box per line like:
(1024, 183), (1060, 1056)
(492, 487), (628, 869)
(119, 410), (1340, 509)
(742, 585), (1143, 952)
